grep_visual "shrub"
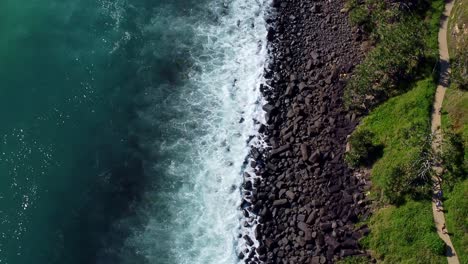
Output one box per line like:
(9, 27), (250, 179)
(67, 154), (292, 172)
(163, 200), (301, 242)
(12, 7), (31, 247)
(442, 130), (467, 189)
(349, 5), (370, 27)
(345, 129), (378, 168)
(382, 165), (407, 204)
(451, 45), (468, 90)
(345, 16), (428, 110)
(346, 0), (391, 34)
(344, 0), (444, 111)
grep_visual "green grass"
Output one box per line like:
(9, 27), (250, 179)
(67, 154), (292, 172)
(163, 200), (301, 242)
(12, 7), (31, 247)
(348, 78), (446, 262)
(443, 179), (468, 264)
(443, 0), (468, 182)
(337, 256), (370, 264)
(351, 79), (436, 203)
(343, 1), (459, 262)
(362, 200), (446, 264)
(440, 1), (468, 262)
(426, 0), (446, 54)
(441, 74), (468, 264)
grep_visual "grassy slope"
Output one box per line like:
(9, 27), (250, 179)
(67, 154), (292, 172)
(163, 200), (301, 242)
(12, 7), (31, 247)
(337, 256), (370, 264)
(443, 179), (468, 264)
(362, 200), (445, 264)
(445, 0), (468, 152)
(343, 1), (458, 262)
(356, 79), (445, 263)
(441, 1), (468, 262)
(363, 79), (434, 201)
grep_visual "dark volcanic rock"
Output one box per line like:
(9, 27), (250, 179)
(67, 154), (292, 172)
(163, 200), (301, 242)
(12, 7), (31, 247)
(241, 0), (370, 263)
(244, 235), (254, 247)
(273, 199), (289, 207)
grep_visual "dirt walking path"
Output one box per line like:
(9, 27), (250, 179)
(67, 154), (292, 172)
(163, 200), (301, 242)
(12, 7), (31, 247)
(431, 1), (460, 264)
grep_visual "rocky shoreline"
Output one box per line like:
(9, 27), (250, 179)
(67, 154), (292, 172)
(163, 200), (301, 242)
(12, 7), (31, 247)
(241, 0), (371, 263)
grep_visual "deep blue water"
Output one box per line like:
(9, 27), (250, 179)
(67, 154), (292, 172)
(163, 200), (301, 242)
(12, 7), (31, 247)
(0, 0), (269, 263)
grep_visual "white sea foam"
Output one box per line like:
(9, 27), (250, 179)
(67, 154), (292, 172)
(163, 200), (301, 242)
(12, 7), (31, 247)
(122, 0), (271, 263)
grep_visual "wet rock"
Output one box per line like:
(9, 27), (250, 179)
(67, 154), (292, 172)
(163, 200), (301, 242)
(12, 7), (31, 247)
(270, 143), (291, 156)
(262, 103), (275, 114)
(267, 27), (276, 41)
(244, 235), (254, 247)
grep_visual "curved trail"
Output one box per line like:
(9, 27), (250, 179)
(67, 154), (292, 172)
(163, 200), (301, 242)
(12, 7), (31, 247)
(430, 1), (460, 263)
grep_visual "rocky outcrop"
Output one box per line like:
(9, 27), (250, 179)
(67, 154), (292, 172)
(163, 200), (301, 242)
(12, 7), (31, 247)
(240, 0), (370, 263)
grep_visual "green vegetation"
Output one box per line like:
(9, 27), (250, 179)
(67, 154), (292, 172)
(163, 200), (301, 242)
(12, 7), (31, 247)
(447, 0), (468, 90)
(345, 129), (380, 168)
(350, 79), (435, 203)
(344, 0), (450, 262)
(347, 79), (445, 262)
(361, 200), (446, 264)
(441, 127), (467, 188)
(344, 0), (444, 111)
(441, 77), (468, 196)
(452, 49), (468, 89)
(439, 2), (468, 261)
(337, 256), (370, 264)
(441, 96), (467, 264)
(443, 180), (468, 264)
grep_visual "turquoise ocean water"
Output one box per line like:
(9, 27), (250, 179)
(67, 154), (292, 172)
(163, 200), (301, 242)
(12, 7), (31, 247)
(0, 0), (269, 263)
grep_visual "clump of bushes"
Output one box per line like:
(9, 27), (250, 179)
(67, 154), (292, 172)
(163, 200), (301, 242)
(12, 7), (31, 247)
(451, 43), (468, 90)
(344, 0), (443, 111)
(442, 130), (467, 189)
(349, 6), (369, 27)
(447, 0), (468, 90)
(347, 0), (372, 29)
(345, 17), (427, 110)
(345, 129), (379, 168)
(346, 0), (392, 30)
